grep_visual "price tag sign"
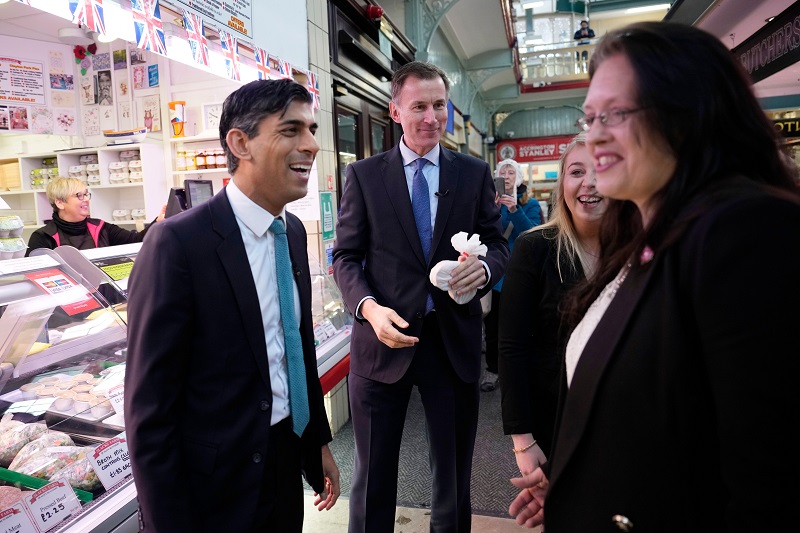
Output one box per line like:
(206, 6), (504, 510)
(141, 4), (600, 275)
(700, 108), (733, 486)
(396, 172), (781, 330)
(108, 384), (124, 416)
(0, 503), (38, 533)
(87, 432), (132, 489)
(23, 481), (81, 532)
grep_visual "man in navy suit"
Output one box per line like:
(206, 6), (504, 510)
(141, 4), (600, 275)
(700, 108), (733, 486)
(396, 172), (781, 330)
(125, 79), (339, 532)
(333, 62), (509, 532)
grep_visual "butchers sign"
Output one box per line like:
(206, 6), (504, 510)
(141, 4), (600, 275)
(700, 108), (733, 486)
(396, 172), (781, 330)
(496, 136), (576, 163)
(23, 481), (81, 532)
(0, 503), (38, 533)
(87, 432), (132, 490)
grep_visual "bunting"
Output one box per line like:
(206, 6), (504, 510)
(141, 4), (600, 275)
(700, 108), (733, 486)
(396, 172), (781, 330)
(218, 29), (240, 82)
(254, 47), (271, 80)
(182, 10), (209, 67)
(132, 0), (167, 56)
(277, 57), (292, 80)
(306, 70), (320, 111)
(70, 0), (105, 36)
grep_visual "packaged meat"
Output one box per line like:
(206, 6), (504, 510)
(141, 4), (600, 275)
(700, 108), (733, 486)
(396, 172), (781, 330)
(15, 446), (87, 480)
(0, 422), (47, 467)
(0, 486), (24, 510)
(8, 431), (75, 472)
(50, 453), (101, 491)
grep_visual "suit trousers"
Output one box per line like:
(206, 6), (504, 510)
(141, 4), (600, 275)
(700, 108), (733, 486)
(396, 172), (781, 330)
(348, 312), (480, 533)
(252, 417), (304, 532)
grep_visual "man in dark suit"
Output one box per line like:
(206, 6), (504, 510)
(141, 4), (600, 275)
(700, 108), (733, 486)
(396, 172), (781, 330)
(125, 79), (339, 532)
(333, 61), (509, 532)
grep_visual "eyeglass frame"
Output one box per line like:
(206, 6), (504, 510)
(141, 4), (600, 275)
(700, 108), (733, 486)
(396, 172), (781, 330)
(576, 107), (649, 132)
(72, 191), (92, 201)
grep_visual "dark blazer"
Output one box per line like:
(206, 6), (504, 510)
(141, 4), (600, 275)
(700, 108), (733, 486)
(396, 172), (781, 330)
(125, 190), (332, 532)
(333, 144), (509, 384)
(543, 185), (800, 532)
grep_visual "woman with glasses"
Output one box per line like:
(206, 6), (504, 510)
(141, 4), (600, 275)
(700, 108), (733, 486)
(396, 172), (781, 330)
(498, 133), (605, 474)
(508, 22), (800, 531)
(27, 176), (164, 254)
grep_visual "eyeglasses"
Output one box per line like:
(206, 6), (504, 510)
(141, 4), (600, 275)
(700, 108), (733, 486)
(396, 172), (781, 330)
(576, 108), (648, 132)
(74, 192), (92, 200)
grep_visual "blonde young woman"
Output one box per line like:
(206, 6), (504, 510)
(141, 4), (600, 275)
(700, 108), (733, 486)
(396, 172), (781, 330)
(27, 177), (163, 254)
(498, 133), (606, 475)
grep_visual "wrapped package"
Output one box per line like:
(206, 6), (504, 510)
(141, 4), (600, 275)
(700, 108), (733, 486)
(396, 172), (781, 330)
(429, 232), (489, 304)
(50, 453), (101, 491)
(8, 431), (75, 471)
(15, 446), (87, 480)
(0, 422), (47, 467)
(0, 486), (24, 510)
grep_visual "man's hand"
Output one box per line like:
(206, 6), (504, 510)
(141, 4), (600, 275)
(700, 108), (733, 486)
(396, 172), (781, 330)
(509, 467), (549, 528)
(361, 299), (419, 348)
(313, 445), (340, 511)
(448, 255), (487, 296)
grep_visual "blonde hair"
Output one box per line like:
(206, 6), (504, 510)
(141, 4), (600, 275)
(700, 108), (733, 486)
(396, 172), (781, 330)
(530, 132), (596, 281)
(47, 177), (87, 211)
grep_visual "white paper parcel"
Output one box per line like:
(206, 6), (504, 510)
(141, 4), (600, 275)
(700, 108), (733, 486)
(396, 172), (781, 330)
(428, 232), (489, 304)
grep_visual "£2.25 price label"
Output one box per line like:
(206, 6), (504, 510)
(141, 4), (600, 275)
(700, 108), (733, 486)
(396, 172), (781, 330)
(23, 481), (81, 532)
(88, 432), (132, 489)
(0, 503), (38, 533)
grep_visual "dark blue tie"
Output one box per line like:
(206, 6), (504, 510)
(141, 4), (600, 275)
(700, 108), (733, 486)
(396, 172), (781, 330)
(412, 158), (434, 314)
(270, 217), (310, 437)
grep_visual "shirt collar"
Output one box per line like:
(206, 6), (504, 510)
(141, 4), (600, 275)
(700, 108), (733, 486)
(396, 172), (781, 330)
(226, 179), (285, 238)
(399, 135), (440, 167)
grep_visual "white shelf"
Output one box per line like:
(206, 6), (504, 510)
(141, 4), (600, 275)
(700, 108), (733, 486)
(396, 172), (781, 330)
(169, 133), (219, 143)
(0, 189), (43, 196)
(172, 168), (229, 176)
(89, 184), (144, 190)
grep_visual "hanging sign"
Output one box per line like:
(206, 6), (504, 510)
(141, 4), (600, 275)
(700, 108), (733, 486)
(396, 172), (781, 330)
(171, 0), (253, 40)
(496, 135), (576, 163)
(732, 1), (800, 83)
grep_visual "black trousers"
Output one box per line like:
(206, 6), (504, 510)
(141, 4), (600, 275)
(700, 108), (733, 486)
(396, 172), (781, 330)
(348, 312), (480, 533)
(482, 290), (502, 373)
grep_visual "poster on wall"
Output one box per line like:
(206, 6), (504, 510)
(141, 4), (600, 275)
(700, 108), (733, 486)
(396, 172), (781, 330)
(117, 71), (130, 99)
(0, 107), (8, 130)
(97, 70), (112, 105)
(113, 49), (127, 70)
(175, 0), (254, 41)
(148, 65), (159, 87)
(51, 90), (75, 107)
(80, 75), (95, 105)
(118, 101), (133, 130)
(82, 107), (100, 136)
(31, 106), (53, 134)
(132, 65), (146, 89)
(0, 56), (46, 106)
(93, 53), (111, 71)
(141, 95), (161, 132)
(7, 106), (29, 131)
(49, 73), (73, 90)
(53, 108), (77, 135)
(99, 106), (115, 131)
(49, 50), (65, 74)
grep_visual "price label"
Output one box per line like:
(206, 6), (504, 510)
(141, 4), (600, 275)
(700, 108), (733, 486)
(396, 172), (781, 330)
(0, 503), (38, 533)
(87, 432), (132, 489)
(108, 384), (125, 416)
(23, 481), (81, 532)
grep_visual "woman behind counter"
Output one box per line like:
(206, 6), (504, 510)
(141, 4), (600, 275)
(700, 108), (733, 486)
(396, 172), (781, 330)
(508, 22), (800, 531)
(27, 177), (164, 254)
(499, 133), (605, 474)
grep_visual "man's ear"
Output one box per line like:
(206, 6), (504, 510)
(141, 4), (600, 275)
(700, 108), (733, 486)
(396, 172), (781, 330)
(226, 129), (251, 162)
(389, 101), (401, 124)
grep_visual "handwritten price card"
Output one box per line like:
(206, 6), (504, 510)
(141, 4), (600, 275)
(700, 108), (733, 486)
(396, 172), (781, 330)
(87, 432), (132, 489)
(23, 481), (81, 532)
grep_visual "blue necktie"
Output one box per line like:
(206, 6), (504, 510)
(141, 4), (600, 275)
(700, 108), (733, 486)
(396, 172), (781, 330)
(270, 217), (310, 437)
(412, 158), (434, 314)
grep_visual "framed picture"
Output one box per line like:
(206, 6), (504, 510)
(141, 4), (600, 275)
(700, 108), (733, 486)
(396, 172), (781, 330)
(202, 102), (223, 133)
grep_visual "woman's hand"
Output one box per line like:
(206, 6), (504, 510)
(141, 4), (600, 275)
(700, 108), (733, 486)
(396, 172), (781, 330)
(498, 194), (517, 212)
(156, 203), (167, 222)
(509, 467), (549, 528)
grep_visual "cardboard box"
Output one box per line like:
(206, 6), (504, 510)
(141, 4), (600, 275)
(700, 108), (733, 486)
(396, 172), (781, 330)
(0, 161), (21, 191)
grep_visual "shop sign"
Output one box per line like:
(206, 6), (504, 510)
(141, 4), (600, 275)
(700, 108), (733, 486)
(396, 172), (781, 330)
(23, 482), (81, 532)
(733, 1), (800, 83)
(773, 118), (800, 137)
(496, 136), (575, 163)
(0, 502), (38, 533)
(171, 0), (253, 41)
(87, 432), (133, 490)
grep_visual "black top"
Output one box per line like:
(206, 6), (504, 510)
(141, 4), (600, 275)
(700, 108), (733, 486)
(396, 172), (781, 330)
(26, 212), (153, 255)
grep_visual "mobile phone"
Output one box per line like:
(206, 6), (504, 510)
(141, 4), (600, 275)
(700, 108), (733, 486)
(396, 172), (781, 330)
(493, 177), (506, 196)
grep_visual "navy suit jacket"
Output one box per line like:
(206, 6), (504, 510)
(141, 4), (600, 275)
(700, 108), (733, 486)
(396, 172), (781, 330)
(333, 145), (509, 384)
(125, 189), (331, 532)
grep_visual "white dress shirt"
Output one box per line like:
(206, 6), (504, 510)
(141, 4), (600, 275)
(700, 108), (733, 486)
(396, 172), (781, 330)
(226, 180), (301, 426)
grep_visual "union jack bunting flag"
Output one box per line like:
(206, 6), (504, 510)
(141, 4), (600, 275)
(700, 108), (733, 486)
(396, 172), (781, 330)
(306, 70), (320, 111)
(254, 47), (270, 80)
(182, 10), (209, 67)
(277, 57), (293, 80)
(218, 29), (240, 81)
(70, 0), (105, 36)
(132, 0), (167, 56)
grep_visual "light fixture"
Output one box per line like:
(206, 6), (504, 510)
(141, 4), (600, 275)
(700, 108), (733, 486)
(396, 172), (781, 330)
(521, 1), (544, 9)
(89, 30), (117, 43)
(625, 4), (670, 15)
(58, 27), (94, 46)
(766, 16), (776, 23)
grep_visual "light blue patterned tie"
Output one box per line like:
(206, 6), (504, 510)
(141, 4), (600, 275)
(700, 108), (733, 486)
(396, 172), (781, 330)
(270, 217), (310, 437)
(412, 158), (434, 314)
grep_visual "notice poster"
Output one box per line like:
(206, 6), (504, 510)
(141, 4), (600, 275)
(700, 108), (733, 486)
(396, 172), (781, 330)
(0, 56), (46, 106)
(24, 268), (101, 316)
(53, 108), (77, 135)
(174, 0), (253, 40)
(82, 107), (101, 137)
(31, 106), (53, 134)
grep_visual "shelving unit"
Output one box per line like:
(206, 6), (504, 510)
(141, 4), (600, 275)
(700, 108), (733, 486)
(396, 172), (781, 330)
(169, 133), (230, 193)
(0, 143), (167, 241)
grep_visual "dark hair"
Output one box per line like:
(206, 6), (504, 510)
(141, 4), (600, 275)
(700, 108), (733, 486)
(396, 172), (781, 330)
(391, 61), (450, 103)
(580, 20), (589, 25)
(219, 79), (312, 174)
(565, 22), (799, 326)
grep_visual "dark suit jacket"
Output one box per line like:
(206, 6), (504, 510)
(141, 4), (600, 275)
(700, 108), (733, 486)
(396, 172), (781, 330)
(333, 145), (509, 384)
(125, 190), (332, 532)
(543, 184), (800, 532)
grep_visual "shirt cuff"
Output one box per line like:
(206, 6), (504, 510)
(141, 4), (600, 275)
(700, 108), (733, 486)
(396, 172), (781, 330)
(478, 260), (490, 290)
(355, 296), (376, 319)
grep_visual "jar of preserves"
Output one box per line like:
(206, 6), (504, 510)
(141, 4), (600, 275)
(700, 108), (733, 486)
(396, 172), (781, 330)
(185, 150), (197, 171)
(176, 150), (187, 171)
(215, 149), (226, 170)
(196, 150), (207, 170)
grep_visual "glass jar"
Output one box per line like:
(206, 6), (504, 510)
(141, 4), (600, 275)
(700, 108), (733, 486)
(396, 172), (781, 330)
(176, 150), (187, 171)
(185, 150), (197, 171)
(196, 150), (207, 170)
(215, 149), (226, 170)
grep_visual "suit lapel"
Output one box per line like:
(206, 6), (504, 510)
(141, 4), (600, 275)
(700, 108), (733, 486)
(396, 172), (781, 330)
(550, 262), (657, 485)
(432, 147), (457, 257)
(381, 146), (427, 266)
(210, 191), (273, 388)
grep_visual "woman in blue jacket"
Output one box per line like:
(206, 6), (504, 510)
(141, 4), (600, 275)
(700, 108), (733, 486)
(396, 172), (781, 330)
(481, 158), (541, 391)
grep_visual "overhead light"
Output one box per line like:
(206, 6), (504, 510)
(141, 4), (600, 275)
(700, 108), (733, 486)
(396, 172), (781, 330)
(57, 27), (94, 46)
(94, 31), (117, 43)
(625, 4), (670, 15)
(522, 1), (544, 9)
